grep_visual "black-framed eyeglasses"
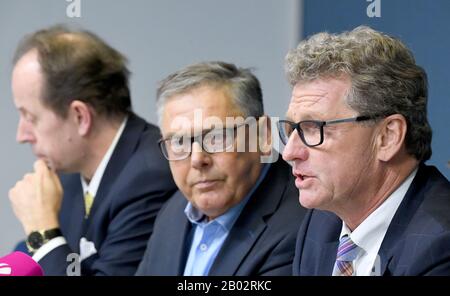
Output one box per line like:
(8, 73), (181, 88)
(277, 115), (382, 147)
(158, 120), (255, 161)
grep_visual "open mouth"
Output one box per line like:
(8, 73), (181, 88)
(293, 170), (314, 188)
(293, 171), (310, 180)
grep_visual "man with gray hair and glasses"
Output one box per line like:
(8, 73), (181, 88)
(279, 26), (450, 276)
(136, 61), (307, 275)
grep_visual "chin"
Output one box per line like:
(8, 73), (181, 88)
(299, 191), (322, 209)
(51, 163), (74, 174)
(194, 194), (226, 214)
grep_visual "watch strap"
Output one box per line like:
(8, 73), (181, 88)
(43, 228), (62, 240)
(26, 228), (62, 254)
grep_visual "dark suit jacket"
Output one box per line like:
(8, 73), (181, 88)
(17, 113), (177, 275)
(293, 164), (450, 276)
(136, 157), (307, 276)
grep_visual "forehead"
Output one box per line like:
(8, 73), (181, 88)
(161, 85), (244, 134)
(12, 50), (48, 111)
(12, 50), (42, 87)
(286, 76), (354, 120)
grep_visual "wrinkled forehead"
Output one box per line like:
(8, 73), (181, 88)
(163, 113), (252, 139)
(286, 77), (354, 121)
(161, 86), (245, 137)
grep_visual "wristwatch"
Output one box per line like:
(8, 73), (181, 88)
(26, 228), (62, 254)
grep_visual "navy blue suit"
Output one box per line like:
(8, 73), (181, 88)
(18, 113), (177, 275)
(293, 164), (450, 276)
(136, 158), (307, 276)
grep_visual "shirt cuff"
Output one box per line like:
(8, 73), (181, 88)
(32, 236), (67, 262)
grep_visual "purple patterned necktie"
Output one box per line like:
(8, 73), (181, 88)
(335, 235), (359, 276)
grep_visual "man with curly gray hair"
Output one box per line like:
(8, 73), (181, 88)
(278, 26), (450, 275)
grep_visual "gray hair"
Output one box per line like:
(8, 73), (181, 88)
(156, 61), (264, 125)
(285, 26), (432, 161)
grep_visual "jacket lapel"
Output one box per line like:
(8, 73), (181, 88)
(208, 214), (267, 275)
(208, 159), (288, 275)
(378, 164), (430, 275)
(317, 241), (339, 275)
(147, 193), (193, 275)
(300, 210), (341, 275)
(85, 113), (147, 224)
(168, 215), (192, 275)
(59, 174), (86, 252)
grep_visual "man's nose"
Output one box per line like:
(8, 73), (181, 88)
(190, 141), (212, 169)
(16, 118), (35, 143)
(282, 130), (309, 162)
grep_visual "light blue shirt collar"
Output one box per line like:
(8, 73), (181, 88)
(183, 163), (271, 276)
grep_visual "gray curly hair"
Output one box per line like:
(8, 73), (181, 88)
(285, 26), (432, 161)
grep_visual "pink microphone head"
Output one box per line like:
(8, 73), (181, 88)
(0, 251), (44, 276)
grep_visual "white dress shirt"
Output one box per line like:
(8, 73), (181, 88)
(332, 168), (418, 276)
(33, 117), (127, 262)
(80, 116), (128, 198)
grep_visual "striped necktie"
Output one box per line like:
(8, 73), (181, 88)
(335, 235), (359, 276)
(84, 191), (94, 218)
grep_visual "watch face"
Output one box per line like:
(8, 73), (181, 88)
(28, 231), (44, 249)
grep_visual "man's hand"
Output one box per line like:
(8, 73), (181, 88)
(9, 159), (63, 235)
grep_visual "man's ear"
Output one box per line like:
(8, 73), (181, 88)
(258, 115), (272, 156)
(376, 114), (408, 162)
(69, 100), (92, 136)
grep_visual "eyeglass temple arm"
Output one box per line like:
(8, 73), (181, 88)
(324, 115), (377, 125)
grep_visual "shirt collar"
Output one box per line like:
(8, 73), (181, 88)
(339, 167), (418, 254)
(184, 163), (271, 231)
(81, 116), (128, 197)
